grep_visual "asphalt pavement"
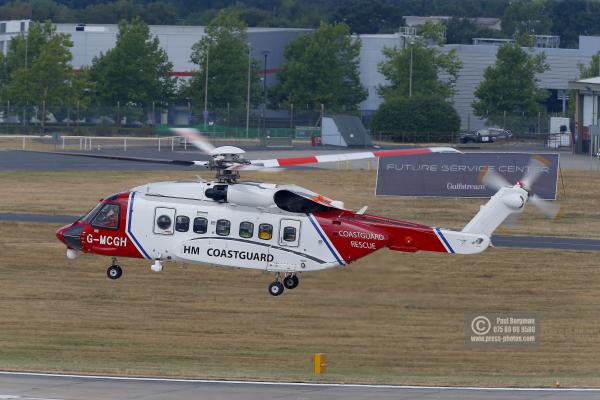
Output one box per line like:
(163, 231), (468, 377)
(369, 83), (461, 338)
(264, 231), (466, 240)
(0, 372), (599, 400)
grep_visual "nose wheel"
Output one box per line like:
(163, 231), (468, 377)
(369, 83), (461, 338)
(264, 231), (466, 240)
(107, 264), (122, 280)
(107, 258), (122, 280)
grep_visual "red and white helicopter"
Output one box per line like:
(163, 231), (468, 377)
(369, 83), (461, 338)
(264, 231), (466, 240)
(55, 129), (560, 296)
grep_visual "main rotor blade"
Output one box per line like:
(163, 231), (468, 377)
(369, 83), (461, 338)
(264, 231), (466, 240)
(21, 150), (209, 167)
(228, 146), (460, 171)
(478, 166), (511, 191)
(528, 194), (564, 220)
(171, 128), (216, 155)
(520, 155), (551, 188)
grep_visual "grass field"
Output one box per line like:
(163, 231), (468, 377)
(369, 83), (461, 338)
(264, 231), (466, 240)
(0, 169), (599, 387)
(1, 223), (600, 387)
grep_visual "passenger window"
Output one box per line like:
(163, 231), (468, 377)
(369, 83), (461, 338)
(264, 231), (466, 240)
(239, 221), (254, 238)
(193, 217), (208, 234)
(283, 226), (297, 242)
(91, 204), (120, 229)
(156, 215), (171, 230)
(216, 219), (231, 236)
(175, 216), (190, 232)
(258, 223), (273, 240)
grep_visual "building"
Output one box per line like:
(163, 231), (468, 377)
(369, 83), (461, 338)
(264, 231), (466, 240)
(403, 16), (502, 31)
(0, 19), (30, 54)
(568, 77), (600, 154)
(356, 34), (600, 131)
(2, 19), (600, 132)
(0, 19), (310, 85)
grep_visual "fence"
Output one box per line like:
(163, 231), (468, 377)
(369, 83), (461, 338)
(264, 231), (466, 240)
(0, 101), (573, 148)
(0, 134), (280, 152)
(0, 102), (341, 137)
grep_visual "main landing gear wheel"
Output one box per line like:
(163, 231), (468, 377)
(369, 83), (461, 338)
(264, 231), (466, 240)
(268, 281), (284, 296)
(283, 274), (299, 290)
(107, 265), (122, 280)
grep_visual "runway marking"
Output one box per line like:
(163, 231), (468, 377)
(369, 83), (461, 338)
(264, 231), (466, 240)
(0, 371), (600, 392)
(0, 395), (64, 400)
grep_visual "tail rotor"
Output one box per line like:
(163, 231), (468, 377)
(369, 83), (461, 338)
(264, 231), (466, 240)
(479, 155), (563, 225)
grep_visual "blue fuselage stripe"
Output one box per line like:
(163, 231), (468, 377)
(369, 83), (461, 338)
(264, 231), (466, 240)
(128, 192), (151, 259)
(307, 213), (344, 265)
(436, 228), (455, 254)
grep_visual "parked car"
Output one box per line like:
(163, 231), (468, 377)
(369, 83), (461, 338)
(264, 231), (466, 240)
(459, 132), (495, 143)
(476, 127), (513, 139)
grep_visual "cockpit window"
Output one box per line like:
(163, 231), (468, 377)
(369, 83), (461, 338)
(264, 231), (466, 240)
(91, 204), (120, 229)
(81, 202), (104, 223)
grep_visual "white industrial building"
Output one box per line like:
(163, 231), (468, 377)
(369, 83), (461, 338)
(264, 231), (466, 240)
(356, 33), (600, 131)
(1, 18), (600, 131)
(0, 19), (309, 81)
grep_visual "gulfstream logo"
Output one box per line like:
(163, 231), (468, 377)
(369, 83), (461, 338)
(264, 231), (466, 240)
(447, 183), (486, 190)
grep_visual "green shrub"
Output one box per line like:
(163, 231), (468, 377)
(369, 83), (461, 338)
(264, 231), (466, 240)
(371, 97), (460, 141)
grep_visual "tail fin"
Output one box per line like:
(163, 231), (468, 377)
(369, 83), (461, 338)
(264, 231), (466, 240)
(462, 186), (528, 237)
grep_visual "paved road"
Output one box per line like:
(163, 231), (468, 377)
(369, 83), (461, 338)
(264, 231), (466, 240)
(2, 212), (599, 252)
(2, 147), (597, 172)
(0, 372), (599, 400)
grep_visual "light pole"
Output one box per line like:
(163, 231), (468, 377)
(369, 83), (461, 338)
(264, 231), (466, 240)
(203, 46), (209, 130)
(245, 43), (251, 139)
(409, 43), (413, 98)
(24, 31), (28, 126)
(262, 50), (270, 133)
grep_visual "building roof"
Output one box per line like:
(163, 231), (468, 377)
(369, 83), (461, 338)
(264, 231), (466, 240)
(568, 76), (600, 91)
(576, 77), (600, 84)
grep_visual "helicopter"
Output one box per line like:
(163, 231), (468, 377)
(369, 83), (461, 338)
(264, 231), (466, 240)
(55, 129), (561, 296)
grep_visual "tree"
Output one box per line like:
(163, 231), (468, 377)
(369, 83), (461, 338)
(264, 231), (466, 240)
(550, 0), (600, 49)
(186, 10), (261, 109)
(2, 21), (74, 130)
(90, 17), (176, 106)
(272, 21), (367, 110)
(377, 34), (462, 101)
(501, 0), (551, 37)
(578, 51), (600, 80)
(371, 97), (460, 141)
(472, 42), (548, 127)
(445, 17), (503, 45)
(331, 0), (402, 34)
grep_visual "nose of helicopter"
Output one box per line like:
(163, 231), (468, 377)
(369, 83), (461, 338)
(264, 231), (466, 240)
(56, 222), (84, 250)
(56, 225), (66, 243)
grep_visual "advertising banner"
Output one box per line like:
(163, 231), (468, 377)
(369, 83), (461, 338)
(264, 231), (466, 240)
(376, 152), (559, 199)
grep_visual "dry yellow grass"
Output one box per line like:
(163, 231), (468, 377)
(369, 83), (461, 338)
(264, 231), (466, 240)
(0, 168), (597, 238)
(0, 222), (599, 387)
(0, 169), (600, 386)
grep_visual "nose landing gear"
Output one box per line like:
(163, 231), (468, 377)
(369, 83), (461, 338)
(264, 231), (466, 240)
(268, 273), (299, 296)
(107, 258), (122, 280)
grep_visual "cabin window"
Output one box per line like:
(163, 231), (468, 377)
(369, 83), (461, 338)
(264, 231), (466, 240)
(283, 226), (297, 242)
(239, 221), (254, 238)
(156, 215), (172, 230)
(216, 219), (231, 236)
(193, 217), (208, 234)
(91, 203), (120, 230)
(258, 223), (273, 240)
(175, 216), (190, 232)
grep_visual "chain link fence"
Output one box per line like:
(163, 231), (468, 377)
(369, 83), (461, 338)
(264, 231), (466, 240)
(0, 101), (573, 150)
